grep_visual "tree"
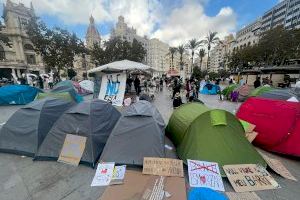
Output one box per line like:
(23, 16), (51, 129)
(177, 44), (185, 70)
(90, 37), (146, 66)
(197, 49), (206, 69)
(168, 47), (177, 69)
(26, 17), (86, 76)
(186, 38), (202, 72)
(202, 31), (219, 71)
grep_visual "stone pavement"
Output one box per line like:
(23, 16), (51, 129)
(0, 88), (299, 200)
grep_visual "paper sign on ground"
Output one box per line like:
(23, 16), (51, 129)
(110, 165), (126, 185)
(91, 162), (115, 186)
(245, 131), (258, 143)
(223, 164), (279, 192)
(259, 152), (297, 181)
(187, 159), (225, 191)
(143, 157), (184, 177)
(226, 192), (262, 200)
(58, 134), (87, 166)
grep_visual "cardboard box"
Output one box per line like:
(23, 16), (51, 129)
(100, 170), (187, 200)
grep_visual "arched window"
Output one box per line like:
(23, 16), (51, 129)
(0, 45), (5, 60)
(24, 44), (34, 51)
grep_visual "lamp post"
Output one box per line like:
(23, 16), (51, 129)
(82, 53), (87, 80)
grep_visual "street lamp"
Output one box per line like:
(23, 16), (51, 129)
(82, 53), (87, 80)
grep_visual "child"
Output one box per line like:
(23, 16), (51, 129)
(173, 92), (182, 108)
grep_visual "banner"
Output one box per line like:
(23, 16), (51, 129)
(98, 73), (126, 106)
(187, 159), (224, 191)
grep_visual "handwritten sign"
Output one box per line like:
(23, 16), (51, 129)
(110, 165), (127, 185)
(223, 164), (279, 192)
(245, 132), (258, 143)
(259, 152), (297, 181)
(58, 134), (87, 166)
(143, 157), (184, 177)
(226, 192), (262, 200)
(91, 162), (115, 186)
(187, 159), (224, 191)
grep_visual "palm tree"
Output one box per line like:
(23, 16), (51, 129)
(186, 38), (202, 73)
(177, 44), (185, 70)
(168, 47), (177, 69)
(202, 31), (219, 71)
(197, 49), (206, 69)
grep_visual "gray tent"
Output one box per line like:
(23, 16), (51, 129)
(34, 99), (121, 167)
(100, 100), (166, 166)
(0, 97), (74, 157)
(259, 88), (300, 101)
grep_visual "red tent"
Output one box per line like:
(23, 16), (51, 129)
(236, 97), (300, 157)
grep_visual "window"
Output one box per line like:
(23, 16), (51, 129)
(26, 54), (36, 64)
(0, 45), (5, 60)
(24, 44), (34, 51)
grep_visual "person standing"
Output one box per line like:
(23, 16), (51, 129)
(134, 76), (141, 95)
(254, 77), (261, 88)
(38, 76), (44, 89)
(185, 80), (191, 99)
(48, 76), (54, 89)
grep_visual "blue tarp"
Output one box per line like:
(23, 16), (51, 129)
(188, 188), (228, 200)
(200, 83), (220, 95)
(0, 85), (42, 105)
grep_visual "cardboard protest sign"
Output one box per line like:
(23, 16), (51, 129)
(259, 152), (297, 181)
(100, 170), (186, 200)
(91, 162), (115, 186)
(143, 157), (184, 177)
(223, 164), (279, 192)
(58, 134), (87, 166)
(226, 192), (262, 200)
(245, 131), (258, 143)
(187, 159), (224, 191)
(110, 165), (126, 185)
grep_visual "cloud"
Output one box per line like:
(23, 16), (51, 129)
(5, 0), (236, 46)
(152, 2), (236, 46)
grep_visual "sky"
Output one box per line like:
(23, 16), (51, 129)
(1, 0), (281, 46)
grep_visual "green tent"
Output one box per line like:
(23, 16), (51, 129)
(166, 103), (266, 176)
(221, 84), (238, 99)
(35, 92), (74, 102)
(249, 86), (274, 97)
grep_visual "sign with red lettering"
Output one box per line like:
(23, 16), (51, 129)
(223, 164), (280, 192)
(187, 160), (224, 191)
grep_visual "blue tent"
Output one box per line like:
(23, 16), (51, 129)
(200, 83), (220, 95)
(0, 85), (42, 105)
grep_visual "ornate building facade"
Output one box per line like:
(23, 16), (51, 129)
(85, 15), (101, 49)
(0, 0), (44, 79)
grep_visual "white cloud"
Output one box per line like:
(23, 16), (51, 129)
(5, 0), (236, 46)
(152, 2), (236, 46)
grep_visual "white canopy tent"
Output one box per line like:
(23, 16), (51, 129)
(87, 60), (151, 73)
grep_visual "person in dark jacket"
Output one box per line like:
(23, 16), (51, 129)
(134, 76), (141, 95)
(173, 92), (182, 108)
(254, 77), (261, 88)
